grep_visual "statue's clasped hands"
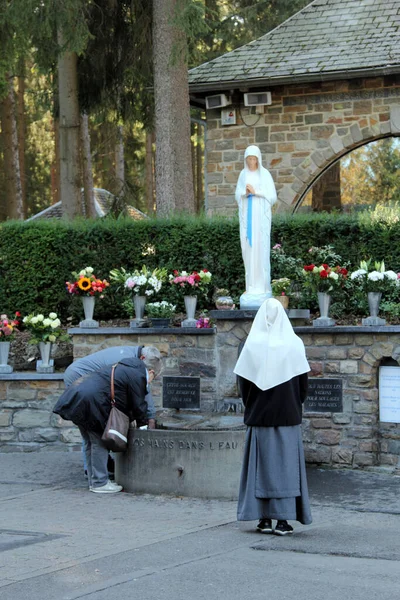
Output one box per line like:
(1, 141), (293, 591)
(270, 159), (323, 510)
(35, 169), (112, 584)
(246, 184), (256, 195)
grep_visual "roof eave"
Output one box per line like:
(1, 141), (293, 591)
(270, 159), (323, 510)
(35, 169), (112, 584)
(189, 65), (400, 95)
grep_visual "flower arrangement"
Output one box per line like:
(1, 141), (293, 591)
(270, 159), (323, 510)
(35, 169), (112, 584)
(110, 266), (166, 297)
(271, 277), (291, 297)
(0, 312), (20, 341)
(125, 266), (166, 297)
(302, 264), (348, 294)
(23, 312), (69, 344)
(66, 267), (109, 297)
(169, 269), (212, 296)
(350, 260), (398, 293)
(146, 301), (176, 318)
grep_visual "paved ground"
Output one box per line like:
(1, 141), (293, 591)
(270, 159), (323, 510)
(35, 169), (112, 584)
(0, 451), (399, 600)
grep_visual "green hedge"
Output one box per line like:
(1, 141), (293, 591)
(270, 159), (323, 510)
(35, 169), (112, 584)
(2, 211), (400, 322)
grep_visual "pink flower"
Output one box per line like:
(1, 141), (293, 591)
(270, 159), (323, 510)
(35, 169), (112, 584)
(272, 243), (281, 250)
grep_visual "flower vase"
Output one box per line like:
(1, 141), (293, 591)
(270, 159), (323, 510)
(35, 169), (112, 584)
(182, 295), (197, 327)
(130, 295), (147, 328)
(274, 295), (289, 310)
(362, 292), (386, 326)
(215, 295), (234, 310)
(0, 341), (13, 373)
(37, 341), (54, 373)
(313, 292), (335, 327)
(80, 296), (99, 328)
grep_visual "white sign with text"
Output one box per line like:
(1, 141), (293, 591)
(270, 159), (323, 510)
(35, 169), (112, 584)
(379, 366), (400, 423)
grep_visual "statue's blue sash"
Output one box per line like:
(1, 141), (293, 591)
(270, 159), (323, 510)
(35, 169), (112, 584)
(246, 194), (253, 247)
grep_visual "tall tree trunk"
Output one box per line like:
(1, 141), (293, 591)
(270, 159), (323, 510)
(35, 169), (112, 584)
(17, 60), (27, 217)
(0, 74), (24, 220)
(153, 0), (195, 216)
(114, 124), (125, 198)
(145, 130), (154, 215)
(51, 118), (61, 205)
(57, 32), (82, 218)
(80, 112), (96, 218)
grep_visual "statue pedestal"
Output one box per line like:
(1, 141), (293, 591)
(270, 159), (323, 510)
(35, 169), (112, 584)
(239, 291), (272, 310)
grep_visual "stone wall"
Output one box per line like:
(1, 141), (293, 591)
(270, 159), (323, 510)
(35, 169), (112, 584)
(0, 375), (79, 452)
(205, 75), (400, 215)
(1, 322), (400, 474)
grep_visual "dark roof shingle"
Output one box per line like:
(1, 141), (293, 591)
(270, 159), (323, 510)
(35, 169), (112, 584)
(189, 0), (400, 90)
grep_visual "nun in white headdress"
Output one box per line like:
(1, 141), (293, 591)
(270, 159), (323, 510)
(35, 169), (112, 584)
(235, 145), (277, 308)
(234, 298), (312, 535)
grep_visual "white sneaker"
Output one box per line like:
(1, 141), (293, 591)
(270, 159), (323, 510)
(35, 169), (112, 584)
(90, 480), (123, 493)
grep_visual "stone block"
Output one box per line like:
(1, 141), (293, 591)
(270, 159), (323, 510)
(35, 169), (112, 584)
(255, 127), (269, 143)
(7, 388), (37, 401)
(355, 334), (374, 346)
(304, 446), (332, 464)
(311, 418), (332, 429)
(348, 347), (365, 359)
(363, 353), (377, 366)
(332, 414), (351, 424)
(353, 452), (375, 467)
(332, 448), (353, 465)
(13, 410), (51, 428)
(353, 400), (375, 414)
(60, 428), (82, 444)
(371, 342), (394, 358)
(390, 105), (400, 133)
(340, 360), (358, 374)
(305, 347), (326, 359)
(335, 334), (353, 345)
(325, 362), (339, 373)
(329, 135), (344, 154)
(348, 375), (373, 388)
(359, 441), (378, 453)
(327, 347), (347, 359)
(348, 426), (374, 439)
(309, 361), (323, 376)
(379, 454), (399, 466)
(18, 429), (34, 442)
(0, 410), (12, 427)
(314, 429), (341, 445)
(0, 429), (17, 442)
(314, 334), (333, 346)
(354, 415), (377, 426)
(33, 428), (59, 442)
(350, 122), (363, 143)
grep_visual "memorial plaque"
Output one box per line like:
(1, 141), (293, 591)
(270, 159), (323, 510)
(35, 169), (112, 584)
(162, 376), (201, 409)
(304, 378), (343, 413)
(379, 366), (400, 423)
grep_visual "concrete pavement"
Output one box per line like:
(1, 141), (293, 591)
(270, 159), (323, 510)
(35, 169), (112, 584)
(0, 451), (399, 600)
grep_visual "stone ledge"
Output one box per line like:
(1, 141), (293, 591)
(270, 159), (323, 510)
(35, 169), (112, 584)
(210, 309), (310, 320)
(294, 326), (400, 334)
(68, 327), (216, 335)
(0, 373), (65, 381)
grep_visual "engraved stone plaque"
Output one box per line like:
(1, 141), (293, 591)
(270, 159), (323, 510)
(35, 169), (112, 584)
(304, 378), (343, 413)
(162, 376), (201, 409)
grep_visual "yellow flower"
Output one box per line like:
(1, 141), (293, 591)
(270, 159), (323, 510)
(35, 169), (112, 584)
(77, 277), (92, 291)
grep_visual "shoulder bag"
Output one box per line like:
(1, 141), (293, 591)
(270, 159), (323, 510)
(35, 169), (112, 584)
(101, 363), (131, 452)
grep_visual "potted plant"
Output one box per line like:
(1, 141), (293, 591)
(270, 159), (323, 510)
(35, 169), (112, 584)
(302, 264), (348, 325)
(66, 267), (109, 327)
(350, 260), (398, 323)
(110, 266), (167, 322)
(0, 312), (21, 373)
(23, 312), (69, 372)
(271, 278), (291, 309)
(146, 301), (176, 327)
(169, 269), (212, 326)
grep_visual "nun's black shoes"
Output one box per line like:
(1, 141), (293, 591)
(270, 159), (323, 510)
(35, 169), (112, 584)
(257, 519), (273, 533)
(274, 520), (294, 536)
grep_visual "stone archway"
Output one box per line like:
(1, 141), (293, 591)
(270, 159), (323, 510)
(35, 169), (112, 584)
(290, 126), (400, 213)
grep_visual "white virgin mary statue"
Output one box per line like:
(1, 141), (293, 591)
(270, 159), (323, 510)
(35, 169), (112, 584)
(235, 145), (277, 309)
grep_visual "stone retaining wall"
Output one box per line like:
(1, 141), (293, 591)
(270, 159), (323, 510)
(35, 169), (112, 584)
(1, 321), (400, 473)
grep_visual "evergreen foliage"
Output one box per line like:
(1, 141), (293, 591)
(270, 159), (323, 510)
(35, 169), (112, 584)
(2, 211), (400, 322)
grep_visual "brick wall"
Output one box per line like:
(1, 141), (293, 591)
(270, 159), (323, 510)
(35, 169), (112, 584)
(206, 75), (400, 215)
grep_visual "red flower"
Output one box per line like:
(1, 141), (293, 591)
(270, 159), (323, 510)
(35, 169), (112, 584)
(303, 264), (315, 272)
(320, 270), (329, 278)
(15, 311), (21, 317)
(322, 263), (329, 269)
(194, 274), (201, 282)
(173, 270), (179, 276)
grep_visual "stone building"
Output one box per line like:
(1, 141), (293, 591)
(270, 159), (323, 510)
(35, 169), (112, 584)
(188, 0), (400, 215)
